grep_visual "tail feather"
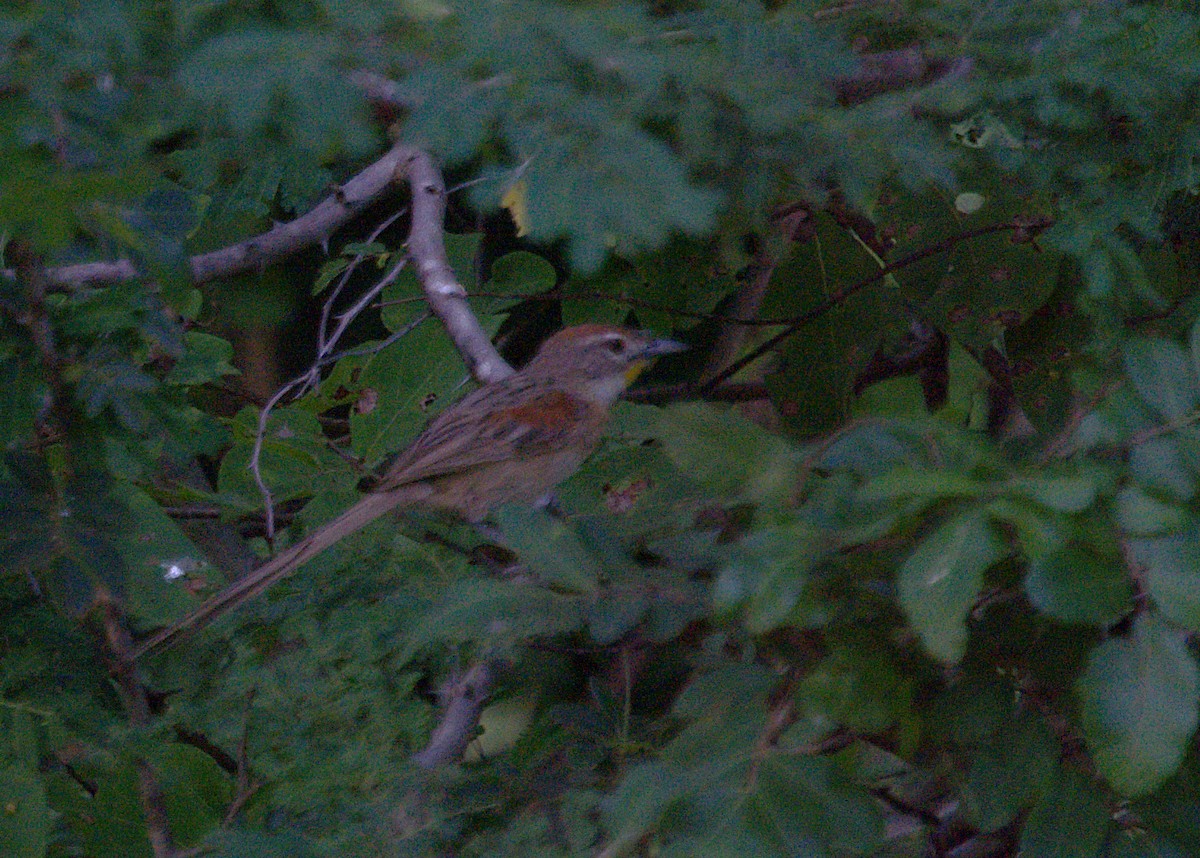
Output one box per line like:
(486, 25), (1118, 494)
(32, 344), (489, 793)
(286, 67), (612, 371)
(134, 487), (427, 658)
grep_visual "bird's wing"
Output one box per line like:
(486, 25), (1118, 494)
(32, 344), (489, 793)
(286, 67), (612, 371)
(370, 387), (596, 491)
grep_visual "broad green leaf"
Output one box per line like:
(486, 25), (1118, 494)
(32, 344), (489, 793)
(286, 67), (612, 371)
(1123, 338), (1199, 422)
(495, 505), (601, 592)
(1189, 319), (1200, 388)
(1076, 614), (1199, 796)
(586, 583), (650, 645)
(1129, 523), (1200, 631)
(1024, 543), (1132, 626)
(487, 251), (557, 296)
(1019, 766), (1111, 857)
(1129, 435), (1197, 501)
(1132, 752), (1200, 856)
(155, 745), (234, 848)
(165, 331), (238, 386)
(1009, 471), (1102, 513)
(899, 508), (1003, 663)
(749, 756), (884, 856)
(964, 713), (1058, 832)
(796, 640), (910, 733)
(858, 467), (988, 504)
(402, 578), (585, 659)
(656, 402), (800, 502)
(347, 322), (472, 467)
(714, 518), (823, 634)
(600, 762), (687, 855)
(1117, 486), (1188, 536)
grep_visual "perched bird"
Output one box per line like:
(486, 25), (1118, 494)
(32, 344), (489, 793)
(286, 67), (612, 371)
(135, 324), (685, 656)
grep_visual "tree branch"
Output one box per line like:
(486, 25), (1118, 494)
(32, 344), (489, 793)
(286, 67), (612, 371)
(98, 595), (177, 857)
(394, 148), (513, 383)
(25, 141), (417, 292)
(411, 660), (495, 769)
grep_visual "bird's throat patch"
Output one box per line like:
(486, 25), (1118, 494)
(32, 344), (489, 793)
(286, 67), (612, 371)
(623, 360), (650, 385)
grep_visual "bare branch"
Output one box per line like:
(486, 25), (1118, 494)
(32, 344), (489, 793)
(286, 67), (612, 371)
(30, 141), (416, 292)
(412, 660), (495, 769)
(394, 147), (513, 383)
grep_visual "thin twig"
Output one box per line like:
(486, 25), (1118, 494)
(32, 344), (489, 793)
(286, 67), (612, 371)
(700, 219), (1039, 394)
(247, 310), (429, 542)
(317, 207), (407, 354)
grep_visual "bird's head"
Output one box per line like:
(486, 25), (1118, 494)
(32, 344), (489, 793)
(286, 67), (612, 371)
(525, 324), (687, 404)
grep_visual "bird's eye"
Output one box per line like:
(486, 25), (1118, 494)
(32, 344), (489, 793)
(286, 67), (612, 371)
(606, 338), (627, 354)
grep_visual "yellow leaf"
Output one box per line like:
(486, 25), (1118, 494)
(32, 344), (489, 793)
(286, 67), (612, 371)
(501, 179), (530, 237)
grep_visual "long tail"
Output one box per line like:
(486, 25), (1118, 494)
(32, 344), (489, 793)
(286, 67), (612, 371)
(134, 487), (428, 658)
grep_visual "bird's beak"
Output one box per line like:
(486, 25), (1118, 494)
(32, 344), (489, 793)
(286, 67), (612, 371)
(637, 335), (688, 358)
(623, 335), (688, 386)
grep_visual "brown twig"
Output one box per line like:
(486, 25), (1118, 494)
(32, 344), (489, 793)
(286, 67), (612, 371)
(7, 242), (72, 433)
(745, 667), (802, 789)
(98, 596), (177, 857)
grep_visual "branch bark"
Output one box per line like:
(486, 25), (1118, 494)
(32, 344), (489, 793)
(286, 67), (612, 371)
(394, 148), (512, 383)
(29, 141), (417, 292)
(411, 660), (495, 769)
(99, 596), (177, 858)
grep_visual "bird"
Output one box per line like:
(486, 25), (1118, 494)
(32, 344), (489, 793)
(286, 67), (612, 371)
(134, 324), (686, 656)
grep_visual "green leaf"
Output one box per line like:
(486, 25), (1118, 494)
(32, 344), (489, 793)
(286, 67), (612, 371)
(795, 639), (910, 733)
(714, 518), (823, 634)
(402, 578), (585, 659)
(1129, 523), (1200, 632)
(964, 713), (1058, 832)
(165, 331), (238, 386)
(346, 325), (473, 468)
(1123, 338), (1199, 422)
(1129, 435), (1197, 501)
(1024, 542), (1132, 626)
(898, 508), (1003, 663)
(487, 251), (558, 297)
(155, 744), (234, 848)
(600, 762), (687, 856)
(749, 756), (884, 856)
(495, 505), (601, 592)
(858, 467), (988, 504)
(655, 402), (800, 502)
(1117, 486), (1188, 536)
(0, 765), (51, 858)
(1076, 614), (1199, 797)
(1019, 766), (1111, 857)
(1009, 471), (1102, 513)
